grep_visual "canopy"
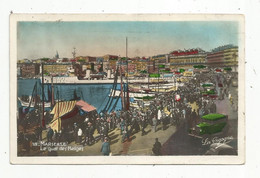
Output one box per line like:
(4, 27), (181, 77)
(76, 100), (96, 112)
(50, 100), (77, 121)
(49, 100), (96, 131)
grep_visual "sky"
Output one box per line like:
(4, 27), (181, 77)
(17, 21), (239, 60)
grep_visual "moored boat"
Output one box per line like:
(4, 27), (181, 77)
(18, 96), (52, 108)
(109, 89), (155, 98)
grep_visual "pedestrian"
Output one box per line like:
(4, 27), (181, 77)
(89, 122), (95, 144)
(84, 125), (90, 145)
(191, 109), (197, 128)
(162, 111), (167, 130)
(182, 108), (186, 120)
(100, 123), (105, 142)
(53, 130), (59, 142)
(121, 125), (129, 143)
(120, 118), (125, 135)
(169, 108), (175, 125)
(101, 137), (111, 156)
(34, 126), (42, 141)
(110, 113), (115, 130)
(152, 138), (162, 156)
(106, 117), (111, 131)
(77, 127), (83, 145)
(59, 127), (64, 142)
(152, 116), (157, 132)
(157, 108), (162, 124)
(73, 123), (78, 143)
(47, 127), (54, 142)
(24, 134), (31, 153)
(104, 122), (109, 140)
(129, 117), (140, 135)
(141, 116), (147, 136)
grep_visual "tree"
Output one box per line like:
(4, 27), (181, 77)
(40, 58), (50, 62)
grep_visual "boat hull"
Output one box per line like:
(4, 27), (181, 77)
(18, 97), (51, 108)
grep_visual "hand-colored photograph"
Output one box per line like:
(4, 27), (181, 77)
(10, 14), (245, 164)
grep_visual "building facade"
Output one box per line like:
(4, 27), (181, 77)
(169, 49), (207, 69)
(119, 63), (136, 74)
(20, 64), (40, 78)
(44, 64), (72, 75)
(103, 55), (118, 61)
(206, 45), (238, 70)
(132, 60), (148, 72)
(75, 56), (97, 63)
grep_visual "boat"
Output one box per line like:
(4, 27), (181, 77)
(150, 86), (178, 93)
(89, 73), (105, 79)
(109, 89), (155, 98)
(17, 80), (52, 109)
(18, 96), (52, 108)
(130, 100), (152, 108)
(40, 76), (171, 85)
(128, 85), (151, 93)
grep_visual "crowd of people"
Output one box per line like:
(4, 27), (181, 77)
(49, 70), (236, 145)
(18, 69), (238, 156)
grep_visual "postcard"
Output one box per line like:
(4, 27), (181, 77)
(10, 14), (245, 164)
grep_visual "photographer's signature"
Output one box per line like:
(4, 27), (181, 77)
(202, 136), (233, 148)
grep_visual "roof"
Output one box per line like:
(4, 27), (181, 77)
(76, 100), (96, 112)
(50, 100), (77, 120)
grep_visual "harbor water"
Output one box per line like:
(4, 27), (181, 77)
(17, 79), (125, 113)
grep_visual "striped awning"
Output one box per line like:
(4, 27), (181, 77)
(50, 118), (61, 132)
(50, 100), (77, 121)
(76, 100), (96, 112)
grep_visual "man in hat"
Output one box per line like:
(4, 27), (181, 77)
(101, 137), (111, 156)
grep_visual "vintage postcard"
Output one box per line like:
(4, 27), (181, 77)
(10, 14), (245, 164)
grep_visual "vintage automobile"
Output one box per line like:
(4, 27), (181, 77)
(189, 113), (229, 138)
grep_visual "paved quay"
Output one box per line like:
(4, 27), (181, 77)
(57, 124), (177, 156)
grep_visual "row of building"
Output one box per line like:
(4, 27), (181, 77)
(17, 45), (238, 78)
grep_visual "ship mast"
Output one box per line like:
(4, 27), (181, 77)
(51, 76), (54, 107)
(157, 60), (159, 94)
(126, 37), (130, 110)
(72, 47), (76, 60)
(120, 56), (124, 110)
(41, 63), (45, 128)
